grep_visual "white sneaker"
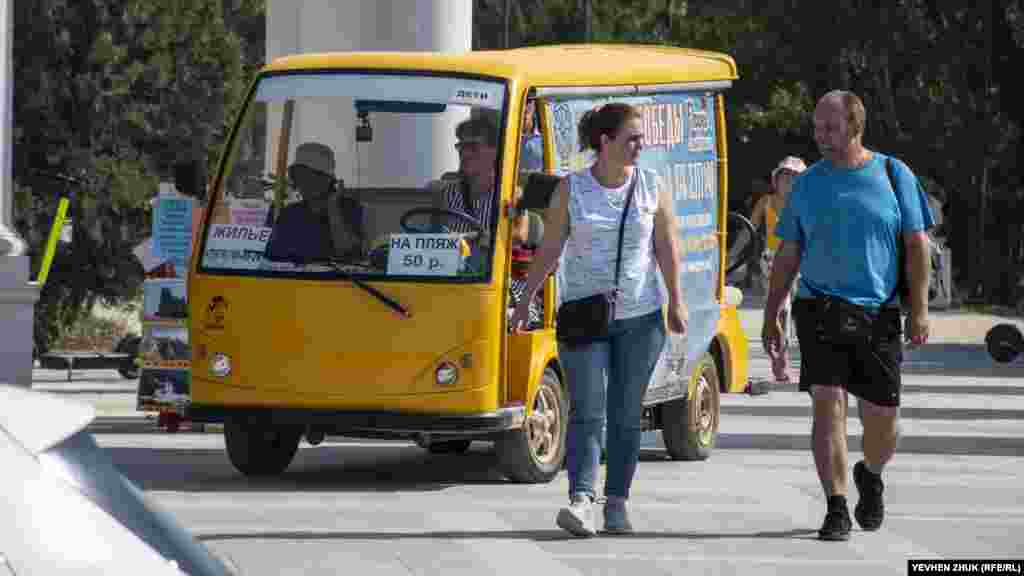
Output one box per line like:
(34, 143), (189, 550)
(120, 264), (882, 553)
(556, 494), (596, 537)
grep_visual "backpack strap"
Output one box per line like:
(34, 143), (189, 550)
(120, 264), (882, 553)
(883, 157), (906, 307)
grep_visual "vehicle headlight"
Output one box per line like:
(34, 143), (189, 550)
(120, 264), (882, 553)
(210, 353), (232, 377)
(435, 362), (458, 386)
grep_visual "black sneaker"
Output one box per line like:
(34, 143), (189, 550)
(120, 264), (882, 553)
(818, 496), (852, 541)
(854, 461), (885, 531)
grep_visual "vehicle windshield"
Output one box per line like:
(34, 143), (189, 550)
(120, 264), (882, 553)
(199, 71), (508, 283)
(38, 430), (235, 575)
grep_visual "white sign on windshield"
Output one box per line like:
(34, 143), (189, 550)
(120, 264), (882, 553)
(202, 224), (272, 270)
(255, 74), (506, 111)
(386, 233), (464, 277)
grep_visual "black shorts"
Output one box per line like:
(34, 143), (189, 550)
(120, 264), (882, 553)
(792, 298), (904, 407)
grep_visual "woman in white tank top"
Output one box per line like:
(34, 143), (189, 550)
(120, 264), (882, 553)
(510, 103), (688, 537)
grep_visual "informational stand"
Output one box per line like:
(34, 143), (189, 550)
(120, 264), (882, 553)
(135, 184), (196, 432)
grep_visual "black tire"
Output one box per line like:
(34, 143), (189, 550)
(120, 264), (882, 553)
(496, 366), (567, 483)
(425, 439), (473, 454)
(986, 323), (1023, 364)
(224, 417), (302, 476)
(662, 352), (721, 461)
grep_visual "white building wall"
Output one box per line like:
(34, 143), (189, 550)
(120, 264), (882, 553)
(266, 0), (472, 187)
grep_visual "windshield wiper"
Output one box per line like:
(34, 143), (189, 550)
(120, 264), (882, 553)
(338, 269), (413, 319)
(267, 256), (412, 319)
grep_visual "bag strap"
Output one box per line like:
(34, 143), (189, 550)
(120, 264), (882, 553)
(612, 170), (639, 292)
(883, 157), (904, 306)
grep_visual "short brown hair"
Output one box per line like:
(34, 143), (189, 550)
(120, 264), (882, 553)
(578, 102), (641, 152)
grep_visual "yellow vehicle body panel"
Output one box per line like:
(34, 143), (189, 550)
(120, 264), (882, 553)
(263, 45), (737, 86)
(190, 276), (503, 414)
(715, 304), (750, 394)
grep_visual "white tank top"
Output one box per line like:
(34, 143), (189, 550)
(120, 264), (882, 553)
(560, 167), (663, 320)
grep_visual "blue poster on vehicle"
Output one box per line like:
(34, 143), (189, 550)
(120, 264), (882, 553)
(152, 195), (194, 279)
(547, 92), (721, 398)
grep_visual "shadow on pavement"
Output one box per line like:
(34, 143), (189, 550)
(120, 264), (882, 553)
(700, 434), (1024, 457)
(720, 404), (1024, 421)
(197, 527), (818, 543)
(105, 443), (511, 494)
(754, 341), (1023, 379)
(902, 343), (1023, 377)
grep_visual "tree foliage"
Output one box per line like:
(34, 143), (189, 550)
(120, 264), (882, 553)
(13, 0), (264, 352)
(476, 0), (1023, 304)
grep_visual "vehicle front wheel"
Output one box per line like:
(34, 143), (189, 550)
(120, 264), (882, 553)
(224, 417), (302, 476)
(495, 366), (567, 483)
(662, 352), (720, 461)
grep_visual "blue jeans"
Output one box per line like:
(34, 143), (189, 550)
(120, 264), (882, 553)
(559, 309), (666, 500)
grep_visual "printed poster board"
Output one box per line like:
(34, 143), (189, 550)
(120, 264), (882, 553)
(137, 191), (197, 415)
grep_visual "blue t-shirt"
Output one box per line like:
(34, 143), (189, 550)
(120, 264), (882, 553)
(775, 152), (934, 308)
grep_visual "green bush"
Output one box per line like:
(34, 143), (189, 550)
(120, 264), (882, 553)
(50, 314), (132, 353)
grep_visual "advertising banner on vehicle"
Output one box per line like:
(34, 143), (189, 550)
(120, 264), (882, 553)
(547, 91), (721, 400)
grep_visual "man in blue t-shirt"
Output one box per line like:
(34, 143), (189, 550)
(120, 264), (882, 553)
(762, 91), (934, 542)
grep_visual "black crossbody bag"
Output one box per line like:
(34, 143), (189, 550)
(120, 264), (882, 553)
(555, 172), (637, 347)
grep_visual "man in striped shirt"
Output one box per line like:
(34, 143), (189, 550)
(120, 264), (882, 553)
(428, 116), (540, 326)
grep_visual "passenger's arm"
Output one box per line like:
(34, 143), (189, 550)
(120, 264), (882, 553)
(750, 196), (767, 232)
(510, 186), (529, 244)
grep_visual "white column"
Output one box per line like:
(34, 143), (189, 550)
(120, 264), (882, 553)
(0, 0), (39, 388)
(266, 0), (472, 187)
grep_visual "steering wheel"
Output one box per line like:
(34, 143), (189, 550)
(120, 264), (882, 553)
(399, 207), (483, 235)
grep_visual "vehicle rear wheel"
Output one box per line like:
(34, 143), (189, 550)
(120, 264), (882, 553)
(662, 352), (720, 461)
(496, 366), (566, 483)
(224, 417), (302, 476)
(424, 439), (473, 454)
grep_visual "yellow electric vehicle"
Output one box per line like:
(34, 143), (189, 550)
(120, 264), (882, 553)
(188, 44), (751, 481)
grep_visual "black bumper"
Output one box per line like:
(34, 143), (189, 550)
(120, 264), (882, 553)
(187, 404), (526, 435)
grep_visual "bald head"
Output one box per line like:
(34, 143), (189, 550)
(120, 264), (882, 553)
(813, 90), (867, 166)
(817, 90), (866, 138)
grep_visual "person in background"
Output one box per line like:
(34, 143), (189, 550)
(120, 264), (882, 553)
(751, 155), (807, 382)
(520, 99), (544, 173)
